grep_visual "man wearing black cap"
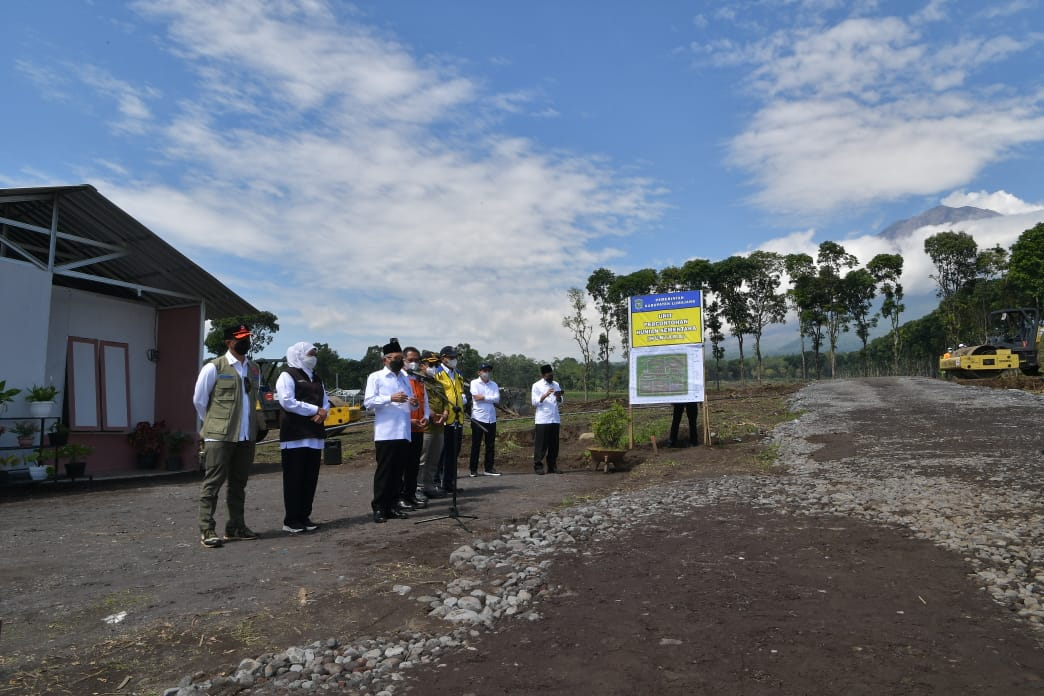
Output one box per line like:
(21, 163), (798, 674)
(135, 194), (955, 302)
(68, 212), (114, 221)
(434, 345), (467, 493)
(468, 362), (501, 476)
(362, 340), (416, 523)
(531, 364), (563, 475)
(192, 324), (263, 547)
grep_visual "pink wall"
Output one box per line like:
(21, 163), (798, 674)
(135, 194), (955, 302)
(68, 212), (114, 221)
(155, 306), (203, 442)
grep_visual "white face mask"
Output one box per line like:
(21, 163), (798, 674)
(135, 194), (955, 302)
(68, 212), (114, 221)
(406, 361), (419, 372)
(302, 355), (318, 370)
(447, 359), (457, 369)
(425, 366), (438, 377)
(479, 372), (490, 382)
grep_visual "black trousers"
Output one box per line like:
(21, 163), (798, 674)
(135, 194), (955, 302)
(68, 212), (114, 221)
(440, 424), (463, 491)
(533, 423), (560, 471)
(469, 420), (496, 473)
(373, 439), (409, 512)
(401, 431), (424, 499)
(670, 402), (700, 446)
(281, 446), (322, 526)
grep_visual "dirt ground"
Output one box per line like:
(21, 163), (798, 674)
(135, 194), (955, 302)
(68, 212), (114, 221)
(1, 379), (1043, 695)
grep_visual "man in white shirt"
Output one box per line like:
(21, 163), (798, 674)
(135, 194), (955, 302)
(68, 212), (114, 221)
(531, 364), (563, 475)
(363, 340), (416, 523)
(468, 362), (501, 477)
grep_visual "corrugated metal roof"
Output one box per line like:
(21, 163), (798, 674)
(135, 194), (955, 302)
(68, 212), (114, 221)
(0, 185), (257, 319)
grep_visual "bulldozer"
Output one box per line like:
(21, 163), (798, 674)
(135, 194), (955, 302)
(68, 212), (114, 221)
(255, 358), (363, 435)
(939, 308), (1043, 378)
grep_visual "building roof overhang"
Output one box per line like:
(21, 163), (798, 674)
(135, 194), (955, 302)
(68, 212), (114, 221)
(0, 185), (257, 319)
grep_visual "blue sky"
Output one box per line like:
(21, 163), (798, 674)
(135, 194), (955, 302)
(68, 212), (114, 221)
(4, 0), (1044, 363)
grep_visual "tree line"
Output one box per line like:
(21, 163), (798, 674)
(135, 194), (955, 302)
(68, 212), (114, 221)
(205, 222), (1044, 392)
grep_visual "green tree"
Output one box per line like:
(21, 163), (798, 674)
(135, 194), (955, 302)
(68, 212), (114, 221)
(586, 268), (617, 395)
(562, 287), (594, 400)
(205, 311), (279, 357)
(711, 256), (755, 383)
(785, 253), (816, 380)
(866, 253), (905, 374)
(924, 230), (978, 345)
(817, 241), (858, 378)
(744, 251), (788, 384)
(704, 299), (726, 390)
(842, 268), (877, 375)
(1007, 222), (1044, 309)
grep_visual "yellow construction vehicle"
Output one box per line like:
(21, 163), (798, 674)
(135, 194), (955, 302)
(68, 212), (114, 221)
(939, 308), (1043, 378)
(256, 358), (362, 435)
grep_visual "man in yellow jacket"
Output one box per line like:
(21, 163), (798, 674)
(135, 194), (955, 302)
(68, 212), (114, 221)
(435, 345), (467, 493)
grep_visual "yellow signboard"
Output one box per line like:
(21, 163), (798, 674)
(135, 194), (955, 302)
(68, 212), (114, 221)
(632, 306), (703, 347)
(629, 291), (703, 348)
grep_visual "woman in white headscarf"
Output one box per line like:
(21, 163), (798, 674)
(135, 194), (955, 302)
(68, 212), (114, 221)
(276, 342), (330, 534)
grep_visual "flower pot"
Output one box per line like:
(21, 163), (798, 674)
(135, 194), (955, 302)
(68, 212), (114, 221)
(165, 454), (184, 471)
(587, 447), (631, 472)
(28, 465), (48, 481)
(65, 461), (86, 479)
(136, 453), (159, 469)
(28, 401), (55, 418)
(17, 436), (35, 448)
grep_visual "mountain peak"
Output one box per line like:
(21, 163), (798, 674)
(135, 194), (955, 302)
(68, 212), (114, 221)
(879, 205), (1002, 240)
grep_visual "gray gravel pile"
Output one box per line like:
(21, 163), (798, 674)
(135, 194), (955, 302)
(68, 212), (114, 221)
(165, 377), (1044, 695)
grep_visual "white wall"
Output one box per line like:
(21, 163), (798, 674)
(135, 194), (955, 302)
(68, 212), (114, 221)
(0, 259), (53, 418)
(49, 287), (158, 426)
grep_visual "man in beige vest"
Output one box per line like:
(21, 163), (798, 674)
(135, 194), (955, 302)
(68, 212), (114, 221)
(192, 324), (262, 548)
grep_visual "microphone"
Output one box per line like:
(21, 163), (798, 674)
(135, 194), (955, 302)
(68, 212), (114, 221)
(407, 367), (437, 384)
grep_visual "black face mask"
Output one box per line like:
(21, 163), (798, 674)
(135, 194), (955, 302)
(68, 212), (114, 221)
(233, 338), (251, 355)
(389, 358), (404, 372)
(545, 375), (554, 383)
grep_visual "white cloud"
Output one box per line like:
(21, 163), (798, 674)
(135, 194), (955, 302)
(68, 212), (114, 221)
(88, 0), (666, 360)
(75, 64), (159, 134)
(940, 189), (1044, 215)
(717, 8), (1044, 218)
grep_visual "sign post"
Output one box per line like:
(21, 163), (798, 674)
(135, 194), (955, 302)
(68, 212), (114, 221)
(627, 290), (708, 444)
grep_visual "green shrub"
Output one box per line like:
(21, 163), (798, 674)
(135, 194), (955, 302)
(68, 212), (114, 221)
(592, 402), (629, 449)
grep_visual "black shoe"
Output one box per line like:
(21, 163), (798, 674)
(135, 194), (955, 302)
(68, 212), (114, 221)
(468, 471), (478, 477)
(405, 497), (428, 509)
(535, 468), (545, 475)
(388, 509), (409, 520)
(547, 467), (559, 474)
(396, 499), (415, 511)
(224, 526), (259, 541)
(422, 488), (445, 499)
(482, 469), (502, 476)
(282, 523), (306, 534)
(303, 519), (321, 531)
(373, 510), (387, 524)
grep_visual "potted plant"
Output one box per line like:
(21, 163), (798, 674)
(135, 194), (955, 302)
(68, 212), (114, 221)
(127, 420), (166, 468)
(0, 379), (20, 414)
(0, 453), (23, 485)
(60, 443), (93, 480)
(47, 420), (70, 447)
(163, 430), (193, 471)
(23, 451), (48, 481)
(588, 402), (631, 471)
(13, 420), (40, 448)
(25, 384), (59, 418)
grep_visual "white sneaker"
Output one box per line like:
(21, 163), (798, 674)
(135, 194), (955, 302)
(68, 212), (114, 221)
(482, 469), (502, 476)
(282, 524), (306, 534)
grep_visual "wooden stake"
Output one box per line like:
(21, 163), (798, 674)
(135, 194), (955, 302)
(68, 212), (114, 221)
(702, 399), (712, 447)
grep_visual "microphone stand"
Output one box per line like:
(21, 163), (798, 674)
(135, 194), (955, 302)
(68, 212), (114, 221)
(409, 367), (479, 531)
